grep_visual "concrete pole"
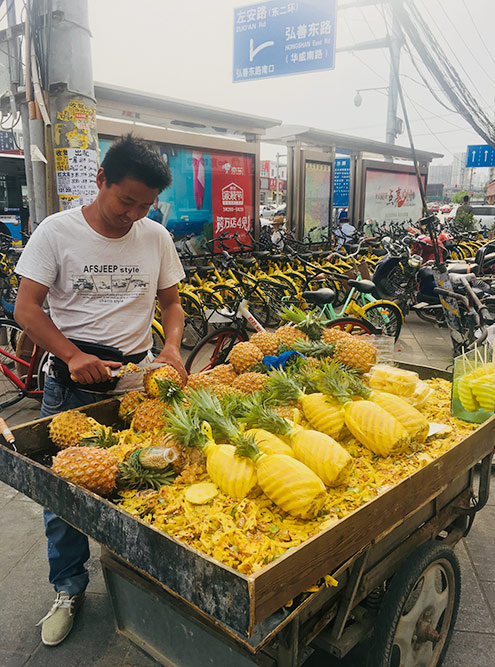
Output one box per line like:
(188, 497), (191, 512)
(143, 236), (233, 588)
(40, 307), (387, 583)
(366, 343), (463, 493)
(385, 5), (402, 145)
(47, 0), (98, 214)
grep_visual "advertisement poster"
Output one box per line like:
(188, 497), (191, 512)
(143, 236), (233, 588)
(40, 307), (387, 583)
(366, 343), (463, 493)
(211, 153), (254, 252)
(364, 169), (425, 224)
(98, 138), (254, 253)
(304, 161), (331, 239)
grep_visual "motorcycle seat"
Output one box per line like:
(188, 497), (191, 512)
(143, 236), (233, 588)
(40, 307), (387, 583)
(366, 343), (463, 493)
(447, 263), (478, 275)
(348, 279), (376, 293)
(253, 251), (270, 260)
(302, 288), (336, 305)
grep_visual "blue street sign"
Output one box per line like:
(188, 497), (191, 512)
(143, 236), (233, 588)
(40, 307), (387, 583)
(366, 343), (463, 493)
(233, 0), (337, 82)
(466, 144), (495, 168)
(333, 157), (350, 208)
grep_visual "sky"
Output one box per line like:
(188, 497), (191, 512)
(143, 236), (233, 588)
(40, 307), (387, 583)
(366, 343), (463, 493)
(86, 0), (495, 169)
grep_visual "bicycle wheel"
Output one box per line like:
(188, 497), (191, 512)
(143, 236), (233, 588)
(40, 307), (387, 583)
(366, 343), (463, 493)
(325, 316), (379, 336)
(257, 278), (300, 325)
(0, 318), (25, 408)
(185, 327), (248, 374)
(361, 301), (403, 342)
(151, 320), (165, 357)
(179, 291), (208, 350)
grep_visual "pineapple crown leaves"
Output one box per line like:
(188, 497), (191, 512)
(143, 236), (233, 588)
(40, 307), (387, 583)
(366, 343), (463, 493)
(341, 366), (372, 399)
(293, 339), (336, 359)
(117, 452), (176, 491)
(234, 435), (263, 462)
(163, 404), (209, 449)
(294, 366), (320, 394)
(279, 305), (324, 341)
(185, 387), (237, 441)
(241, 401), (292, 436)
(315, 361), (353, 404)
(155, 378), (185, 404)
(79, 426), (119, 449)
(220, 393), (250, 421)
(264, 370), (303, 405)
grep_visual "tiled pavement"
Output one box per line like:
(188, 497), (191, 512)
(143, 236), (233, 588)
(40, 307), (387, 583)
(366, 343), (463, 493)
(0, 316), (493, 666)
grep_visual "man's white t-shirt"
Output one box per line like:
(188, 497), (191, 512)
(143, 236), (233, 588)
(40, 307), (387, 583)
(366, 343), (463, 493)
(15, 207), (185, 356)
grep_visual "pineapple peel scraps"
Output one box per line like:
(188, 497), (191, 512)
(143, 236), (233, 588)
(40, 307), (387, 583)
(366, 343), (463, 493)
(115, 378), (479, 575)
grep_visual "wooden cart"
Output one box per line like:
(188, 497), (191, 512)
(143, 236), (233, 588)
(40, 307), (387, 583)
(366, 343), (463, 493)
(0, 365), (493, 666)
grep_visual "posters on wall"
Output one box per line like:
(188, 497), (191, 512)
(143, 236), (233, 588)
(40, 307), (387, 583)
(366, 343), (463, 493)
(98, 138), (254, 253)
(364, 169), (425, 224)
(304, 161), (331, 239)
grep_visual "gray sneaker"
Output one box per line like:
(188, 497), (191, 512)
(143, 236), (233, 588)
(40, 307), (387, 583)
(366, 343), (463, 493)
(37, 591), (85, 646)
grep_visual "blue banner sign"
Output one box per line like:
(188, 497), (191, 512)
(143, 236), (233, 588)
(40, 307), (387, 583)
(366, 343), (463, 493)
(333, 157), (350, 208)
(466, 144), (495, 168)
(233, 0), (337, 82)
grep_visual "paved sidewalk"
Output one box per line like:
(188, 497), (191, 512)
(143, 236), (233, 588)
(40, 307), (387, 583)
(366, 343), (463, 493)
(0, 317), (493, 665)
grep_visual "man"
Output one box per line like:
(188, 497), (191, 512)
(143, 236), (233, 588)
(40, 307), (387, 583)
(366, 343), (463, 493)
(334, 217), (356, 246)
(14, 134), (186, 646)
(456, 195), (473, 217)
(271, 215), (285, 250)
(147, 196), (164, 224)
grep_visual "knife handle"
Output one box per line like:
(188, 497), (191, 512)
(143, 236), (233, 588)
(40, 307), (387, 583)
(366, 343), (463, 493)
(70, 367), (113, 382)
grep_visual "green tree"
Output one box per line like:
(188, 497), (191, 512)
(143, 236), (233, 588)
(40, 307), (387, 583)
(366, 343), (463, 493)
(452, 190), (469, 204)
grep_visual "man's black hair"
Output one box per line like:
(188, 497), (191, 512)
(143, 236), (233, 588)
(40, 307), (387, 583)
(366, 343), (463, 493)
(101, 134), (172, 191)
(463, 195), (469, 202)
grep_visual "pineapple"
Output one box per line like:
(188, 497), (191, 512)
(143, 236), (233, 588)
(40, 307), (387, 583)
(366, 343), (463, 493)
(119, 391), (145, 423)
(249, 331), (281, 356)
(274, 325), (309, 346)
(49, 410), (101, 449)
(273, 403), (301, 420)
(209, 364), (238, 384)
(143, 364), (184, 398)
(229, 342), (263, 373)
(132, 398), (170, 433)
(334, 337), (377, 374)
(232, 371), (268, 394)
(322, 327), (351, 345)
(187, 372), (218, 390)
(279, 306), (324, 341)
(52, 446), (119, 496)
(210, 383), (242, 400)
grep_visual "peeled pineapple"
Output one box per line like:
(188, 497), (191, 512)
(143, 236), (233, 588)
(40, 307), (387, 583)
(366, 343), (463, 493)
(49, 410), (101, 449)
(52, 446), (119, 496)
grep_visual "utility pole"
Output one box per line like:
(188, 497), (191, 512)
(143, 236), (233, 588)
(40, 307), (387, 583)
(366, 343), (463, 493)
(48, 0), (98, 215)
(2, 1), (97, 230)
(385, 6), (402, 145)
(275, 152), (281, 206)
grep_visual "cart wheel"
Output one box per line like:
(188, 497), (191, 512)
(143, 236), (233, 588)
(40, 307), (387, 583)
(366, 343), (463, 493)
(367, 541), (460, 667)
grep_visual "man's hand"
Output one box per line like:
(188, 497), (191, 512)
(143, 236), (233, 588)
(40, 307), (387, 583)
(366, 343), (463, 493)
(68, 350), (122, 385)
(152, 346), (188, 385)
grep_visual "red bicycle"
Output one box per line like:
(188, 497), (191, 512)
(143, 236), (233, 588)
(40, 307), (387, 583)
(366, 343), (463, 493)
(0, 318), (48, 408)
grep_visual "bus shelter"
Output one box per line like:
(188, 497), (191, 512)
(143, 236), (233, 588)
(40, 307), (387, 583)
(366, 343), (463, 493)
(262, 124), (442, 240)
(94, 83), (282, 253)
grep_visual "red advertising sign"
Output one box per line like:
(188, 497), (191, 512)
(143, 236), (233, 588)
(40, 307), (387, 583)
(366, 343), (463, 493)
(261, 159), (271, 176)
(211, 153), (253, 251)
(269, 177), (286, 191)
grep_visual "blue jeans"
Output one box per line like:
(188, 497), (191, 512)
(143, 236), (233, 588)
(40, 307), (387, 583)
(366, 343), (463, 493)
(42, 376), (110, 595)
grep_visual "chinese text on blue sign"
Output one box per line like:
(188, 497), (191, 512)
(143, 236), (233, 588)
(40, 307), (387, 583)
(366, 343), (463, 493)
(466, 145), (495, 168)
(333, 157), (350, 208)
(233, 1), (337, 82)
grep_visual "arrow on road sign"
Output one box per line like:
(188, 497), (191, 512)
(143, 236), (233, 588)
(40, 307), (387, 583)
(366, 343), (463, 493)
(249, 38), (274, 62)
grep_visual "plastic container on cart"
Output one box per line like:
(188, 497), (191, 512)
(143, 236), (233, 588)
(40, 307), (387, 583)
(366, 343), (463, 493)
(451, 344), (495, 423)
